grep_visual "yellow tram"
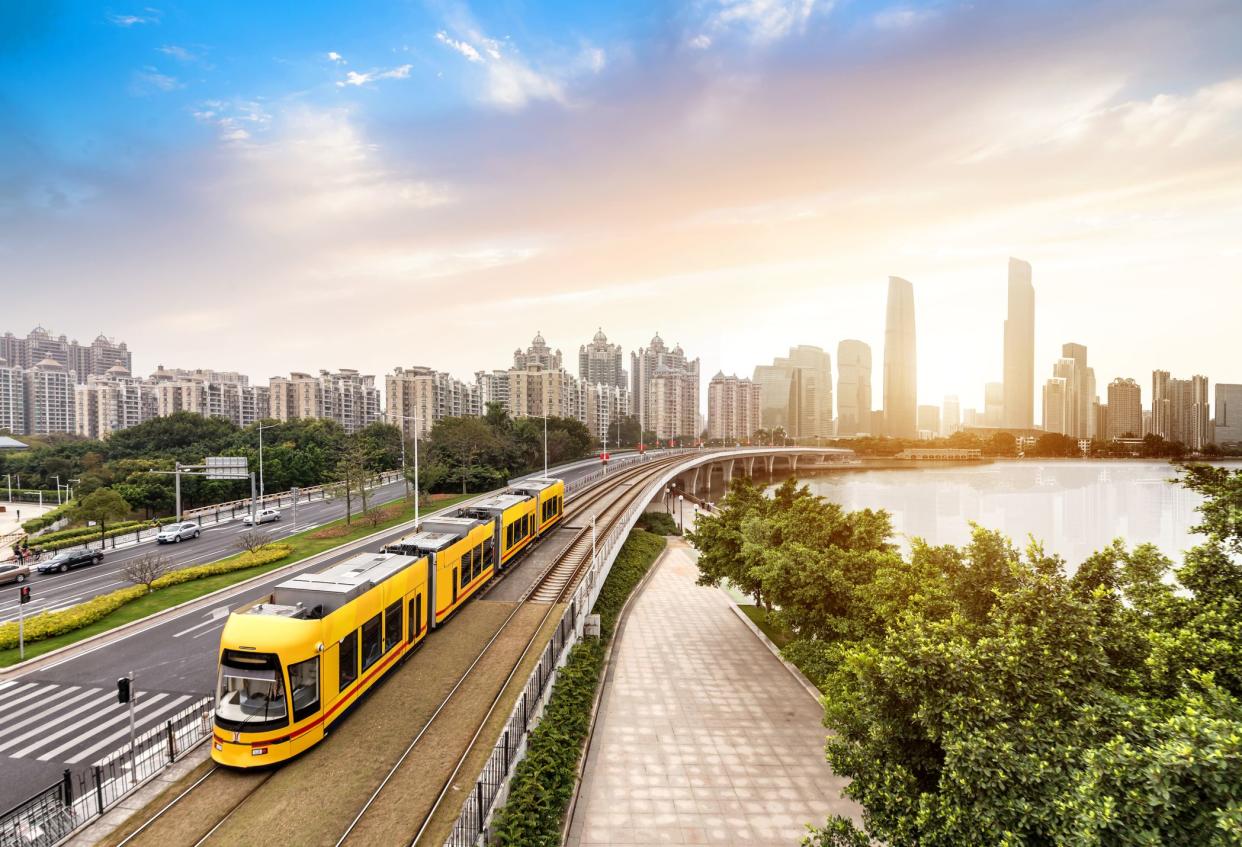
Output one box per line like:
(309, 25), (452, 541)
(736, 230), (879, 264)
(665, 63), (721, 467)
(211, 477), (564, 767)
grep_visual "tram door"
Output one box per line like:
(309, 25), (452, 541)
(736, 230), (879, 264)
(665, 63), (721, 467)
(409, 596), (422, 643)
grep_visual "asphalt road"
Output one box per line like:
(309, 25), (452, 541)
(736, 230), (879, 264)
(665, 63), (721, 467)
(0, 454), (623, 810)
(0, 480), (409, 625)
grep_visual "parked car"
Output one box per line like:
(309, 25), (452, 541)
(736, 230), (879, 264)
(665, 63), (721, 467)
(38, 548), (104, 574)
(157, 521), (201, 544)
(243, 508), (281, 526)
(0, 562), (31, 585)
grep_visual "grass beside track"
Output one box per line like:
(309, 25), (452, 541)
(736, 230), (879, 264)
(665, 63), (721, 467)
(738, 603), (794, 648)
(0, 493), (472, 667)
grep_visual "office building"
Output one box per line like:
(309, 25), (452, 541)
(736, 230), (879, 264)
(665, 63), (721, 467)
(1002, 258), (1034, 428)
(707, 373), (762, 442)
(1216, 384), (1242, 445)
(917, 405), (940, 439)
(1152, 370), (1212, 449)
(1106, 378), (1142, 440)
(984, 382), (1004, 427)
(23, 358), (76, 434)
(1042, 377), (1069, 435)
(942, 395), (960, 436)
(883, 276), (917, 438)
(631, 334), (700, 438)
(753, 345), (834, 439)
(836, 340), (872, 436)
(578, 329), (627, 391)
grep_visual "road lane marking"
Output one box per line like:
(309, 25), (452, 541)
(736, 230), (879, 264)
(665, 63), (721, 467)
(8, 695), (130, 758)
(193, 621), (228, 639)
(0, 687), (96, 739)
(172, 607), (232, 638)
(2, 685), (80, 723)
(0, 682), (39, 708)
(0, 688), (111, 754)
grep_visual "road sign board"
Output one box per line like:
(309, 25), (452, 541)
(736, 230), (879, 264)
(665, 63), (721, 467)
(205, 456), (249, 480)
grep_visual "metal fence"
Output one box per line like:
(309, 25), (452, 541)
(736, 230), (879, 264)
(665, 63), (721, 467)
(445, 487), (651, 846)
(0, 697), (213, 847)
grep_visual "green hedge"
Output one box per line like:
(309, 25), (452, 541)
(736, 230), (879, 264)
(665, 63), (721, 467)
(21, 500), (77, 533)
(0, 586), (148, 649)
(151, 544), (292, 589)
(0, 543), (293, 649)
(635, 511), (680, 536)
(30, 521), (147, 546)
(491, 529), (666, 846)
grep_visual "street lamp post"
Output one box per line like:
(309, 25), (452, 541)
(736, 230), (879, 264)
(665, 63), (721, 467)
(51, 475), (61, 505)
(394, 414), (423, 527)
(678, 495), (685, 533)
(257, 421), (272, 507)
(4, 473), (12, 503)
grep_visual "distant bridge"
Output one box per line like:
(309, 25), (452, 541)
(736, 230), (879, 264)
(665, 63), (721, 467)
(659, 446), (856, 498)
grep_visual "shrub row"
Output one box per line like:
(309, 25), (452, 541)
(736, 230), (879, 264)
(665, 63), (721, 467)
(0, 543), (294, 650)
(21, 500), (77, 533)
(491, 529), (666, 846)
(635, 510), (680, 537)
(0, 586), (148, 650)
(150, 544), (292, 590)
(28, 521), (147, 546)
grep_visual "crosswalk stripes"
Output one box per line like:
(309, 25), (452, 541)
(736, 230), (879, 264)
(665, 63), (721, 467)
(0, 680), (204, 765)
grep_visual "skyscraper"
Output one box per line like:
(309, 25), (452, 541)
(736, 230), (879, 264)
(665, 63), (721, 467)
(1152, 370), (1172, 438)
(883, 276), (917, 438)
(1216, 384), (1242, 446)
(1152, 370), (1210, 449)
(1058, 343), (1095, 439)
(984, 382), (1004, 427)
(836, 340), (872, 436)
(1002, 258), (1034, 429)
(941, 395), (960, 436)
(752, 346), (834, 439)
(1042, 377), (1069, 435)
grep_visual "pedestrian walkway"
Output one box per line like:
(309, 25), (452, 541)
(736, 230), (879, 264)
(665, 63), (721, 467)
(567, 538), (862, 846)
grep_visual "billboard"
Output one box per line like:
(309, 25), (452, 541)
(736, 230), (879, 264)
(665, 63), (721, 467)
(205, 456), (249, 480)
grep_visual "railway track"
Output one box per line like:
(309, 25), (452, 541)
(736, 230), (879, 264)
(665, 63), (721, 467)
(103, 454), (684, 847)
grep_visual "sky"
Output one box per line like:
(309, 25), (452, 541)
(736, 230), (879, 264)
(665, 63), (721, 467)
(3, 0), (1241, 418)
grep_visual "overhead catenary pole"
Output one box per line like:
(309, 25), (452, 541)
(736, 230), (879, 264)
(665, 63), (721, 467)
(175, 462), (182, 521)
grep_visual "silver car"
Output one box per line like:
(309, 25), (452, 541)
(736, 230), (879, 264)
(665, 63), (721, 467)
(157, 521), (201, 544)
(243, 508), (280, 526)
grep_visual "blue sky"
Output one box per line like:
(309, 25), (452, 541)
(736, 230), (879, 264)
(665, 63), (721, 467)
(3, 0), (1241, 414)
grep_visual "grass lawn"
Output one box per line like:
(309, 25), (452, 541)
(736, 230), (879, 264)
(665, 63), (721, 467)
(738, 603), (794, 648)
(0, 493), (473, 668)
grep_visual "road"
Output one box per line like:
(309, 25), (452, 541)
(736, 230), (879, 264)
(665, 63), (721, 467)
(0, 454), (623, 810)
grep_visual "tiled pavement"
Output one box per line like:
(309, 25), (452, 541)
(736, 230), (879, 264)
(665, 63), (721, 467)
(566, 536), (862, 846)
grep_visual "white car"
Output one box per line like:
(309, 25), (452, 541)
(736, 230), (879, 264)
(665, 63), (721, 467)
(243, 508), (281, 526)
(157, 521), (200, 544)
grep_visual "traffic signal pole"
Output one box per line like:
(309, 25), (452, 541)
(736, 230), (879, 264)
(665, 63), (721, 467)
(17, 586), (29, 660)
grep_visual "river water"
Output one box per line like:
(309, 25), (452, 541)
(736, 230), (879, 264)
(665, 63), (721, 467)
(770, 460), (1238, 568)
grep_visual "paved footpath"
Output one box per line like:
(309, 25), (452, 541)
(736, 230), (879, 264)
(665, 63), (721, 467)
(567, 537), (862, 846)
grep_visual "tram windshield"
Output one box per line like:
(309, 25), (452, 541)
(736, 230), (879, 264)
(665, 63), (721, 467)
(215, 661), (288, 731)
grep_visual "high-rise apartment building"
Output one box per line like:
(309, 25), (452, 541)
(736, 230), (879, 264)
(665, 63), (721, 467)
(513, 332), (562, 371)
(707, 373), (762, 442)
(836, 340), (872, 436)
(578, 329), (627, 391)
(475, 369), (511, 410)
(24, 359), (76, 434)
(386, 366), (479, 439)
(0, 327), (132, 384)
(149, 365), (249, 386)
(75, 366), (158, 439)
(152, 373), (268, 429)
(1152, 370), (1212, 449)
(0, 359), (26, 435)
(269, 370), (380, 434)
(1059, 343), (1096, 439)
(631, 334), (700, 438)
(1216, 384), (1242, 446)
(1002, 258), (1034, 428)
(883, 276), (917, 438)
(942, 395), (960, 436)
(1106, 378), (1142, 439)
(585, 382), (631, 444)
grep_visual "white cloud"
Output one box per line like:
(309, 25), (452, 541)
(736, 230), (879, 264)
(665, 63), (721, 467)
(436, 32), (482, 63)
(337, 64), (413, 87)
(872, 5), (936, 30)
(131, 67), (181, 94)
(327, 51), (345, 64)
(688, 34), (713, 50)
(700, 0), (825, 45)
(108, 9), (160, 26)
(157, 45), (196, 62)
(193, 99), (272, 143)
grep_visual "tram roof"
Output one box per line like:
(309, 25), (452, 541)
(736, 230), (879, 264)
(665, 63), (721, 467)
(276, 551), (420, 596)
(468, 493), (530, 513)
(510, 477), (559, 494)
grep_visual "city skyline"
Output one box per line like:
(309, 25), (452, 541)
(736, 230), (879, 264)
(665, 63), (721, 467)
(3, 1), (1240, 415)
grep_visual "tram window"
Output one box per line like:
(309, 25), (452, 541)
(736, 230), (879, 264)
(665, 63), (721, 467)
(474, 544), (483, 577)
(289, 656), (320, 723)
(505, 523), (513, 547)
(339, 632), (358, 692)
(361, 615), (382, 672)
(483, 538), (494, 568)
(384, 601), (402, 653)
(460, 561), (469, 590)
(409, 596), (422, 642)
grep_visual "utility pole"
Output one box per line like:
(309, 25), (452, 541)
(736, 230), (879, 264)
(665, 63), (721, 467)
(291, 487), (299, 528)
(257, 421), (269, 507)
(175, 463), (182, 521)
(395, 414), (422, 527)
(52, 476), (61, 505)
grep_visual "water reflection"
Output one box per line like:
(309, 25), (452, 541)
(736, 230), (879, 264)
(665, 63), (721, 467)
(755, 460), (1235, 567)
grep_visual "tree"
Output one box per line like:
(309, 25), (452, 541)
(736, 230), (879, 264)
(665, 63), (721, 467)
(332, 439), (372, 524)
(121, 551), (171, 590)
(75, 488), (132, 543)
(429, 417), (504, 494)
(235, 529), (272, 555)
